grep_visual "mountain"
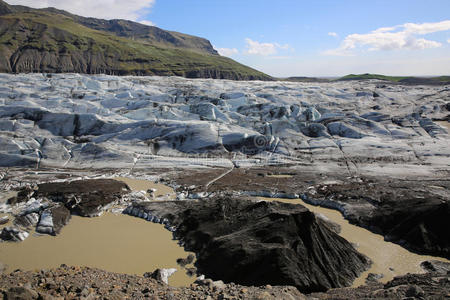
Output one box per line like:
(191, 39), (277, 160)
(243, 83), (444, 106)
(338, 73), (450, 85)
(281, 76), (331, 83)
(0, 0), (271, 80)
(0, 0), (11, 15)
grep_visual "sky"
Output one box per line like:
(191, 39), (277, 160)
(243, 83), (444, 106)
(6, 0), (450, 77)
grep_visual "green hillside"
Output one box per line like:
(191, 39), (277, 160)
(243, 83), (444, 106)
(0, 0), (272, 80)
(338, 73), (450, 85)
(338, 74), (408, 82)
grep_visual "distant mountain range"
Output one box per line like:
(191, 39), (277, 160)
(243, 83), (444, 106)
(284, 74), (450, 85)
(337, 74), (450, 85)
(0, 0), (271, 80)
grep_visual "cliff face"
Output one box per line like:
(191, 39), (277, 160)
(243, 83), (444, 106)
(11, 5), (219, 56)
(55, 12), (219, 56)
(0, 0), (272, 80)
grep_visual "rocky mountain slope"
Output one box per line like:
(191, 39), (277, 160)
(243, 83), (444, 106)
(0, 0), (271, 80)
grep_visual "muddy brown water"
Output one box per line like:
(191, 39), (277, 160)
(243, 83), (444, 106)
(0, 213), (196, 286)
(0, 183), (194, 287)
(115, 177), (175, 199)
(259, 197), (450, 287)
(436, 121), (450, 132)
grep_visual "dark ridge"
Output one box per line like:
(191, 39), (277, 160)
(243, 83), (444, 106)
(337, 73), (450, 85)
(134, 197), (370, 293)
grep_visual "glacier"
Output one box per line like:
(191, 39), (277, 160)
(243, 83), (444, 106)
(0, 73), (448, 177)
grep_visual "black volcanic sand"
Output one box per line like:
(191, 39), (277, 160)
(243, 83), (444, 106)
(134, 198), (370, 293)
(169, 167), (450, 259)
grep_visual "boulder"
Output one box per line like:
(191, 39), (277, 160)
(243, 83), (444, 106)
(420, 260), (450, 275)
(14, 212), (39, 228)
(19, 200), (50, 216)
(405, 285), (425, 298)
(36, 209), (54, 235)
(4, 287), (39, 300)
(365, 273), (384, 284)
(176, 254), (195, 267)
(143, 268), (177, 284)
(0, 215), (9, 225)
(36, 205), (70, 236)
(0, 226), (29, 242)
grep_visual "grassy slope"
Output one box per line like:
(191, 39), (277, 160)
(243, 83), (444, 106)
(339, 74), (409, 82)
(0, 10), (271, 80)
(34, 6), (219, 56)
(280, 76), (331, 83)
(338, 73), (450, 84)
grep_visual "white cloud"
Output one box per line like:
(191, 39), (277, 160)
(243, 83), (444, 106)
(139, 20), (155, 27)
(403, 20), (450, 34)
(244, 38), (290, 56)
(328, 32), (338, 37)
(448, 39), (450, 43)
(245, 38), (277, 55)
(215, 47), (239, 57)
(6, 0), (155, 21)
(276, 43), (291, 50)
(372, 26), (399, 33)
(324, 20), (450, 56)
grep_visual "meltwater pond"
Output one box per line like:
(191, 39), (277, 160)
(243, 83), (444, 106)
(0, 178), (195, 286)
(0, 212), (196, 286)
(115, 177), (176, 199)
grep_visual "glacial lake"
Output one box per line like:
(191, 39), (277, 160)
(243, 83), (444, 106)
(0, 180), (194, 287)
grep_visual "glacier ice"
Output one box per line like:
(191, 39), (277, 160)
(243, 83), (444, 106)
(0, 73), (448, 175)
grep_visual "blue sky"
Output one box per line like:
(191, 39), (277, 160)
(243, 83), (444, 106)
(147, 0), (450, 77)
(8, 0), (450, 77)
